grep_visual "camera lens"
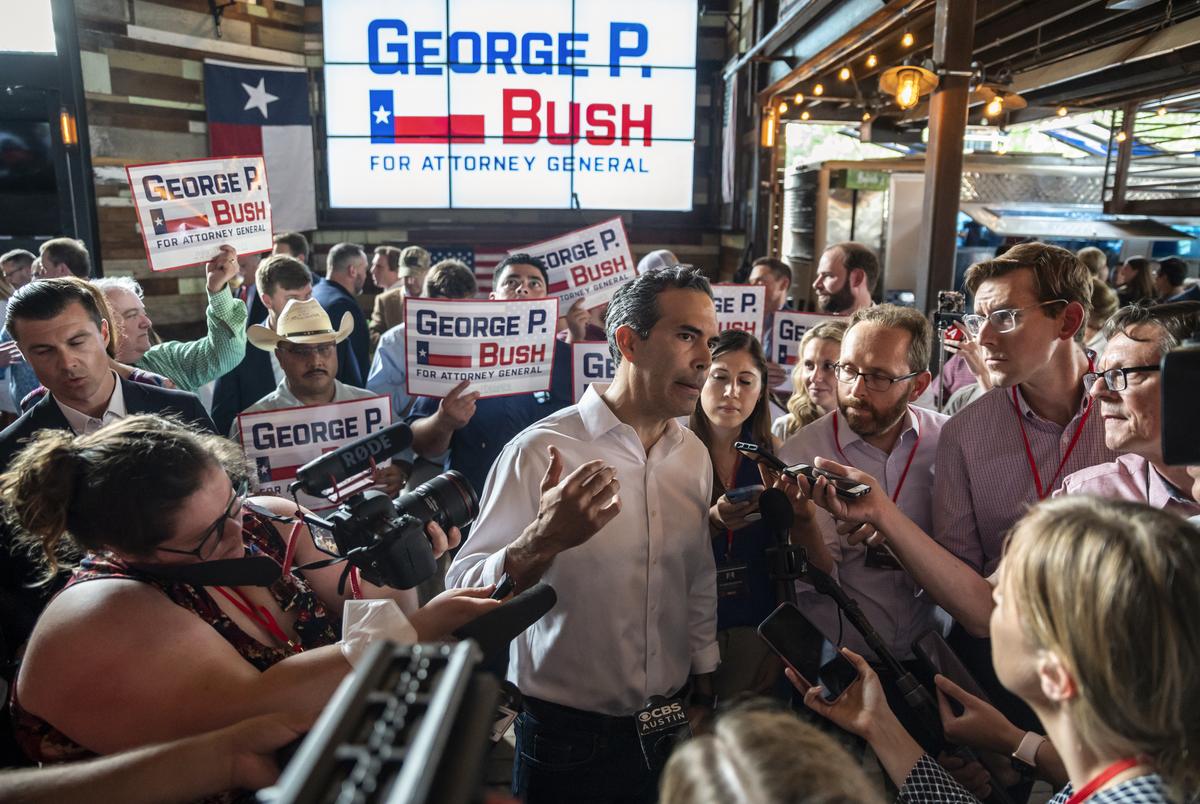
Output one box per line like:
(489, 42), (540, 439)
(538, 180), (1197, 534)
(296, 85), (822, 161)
(393, 470), (479, 531)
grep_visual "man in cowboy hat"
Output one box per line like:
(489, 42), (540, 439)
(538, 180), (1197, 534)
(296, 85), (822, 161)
(232, 297), (410, 490)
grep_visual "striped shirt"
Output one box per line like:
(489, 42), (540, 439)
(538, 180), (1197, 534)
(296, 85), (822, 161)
(933, 384), (1116, 575)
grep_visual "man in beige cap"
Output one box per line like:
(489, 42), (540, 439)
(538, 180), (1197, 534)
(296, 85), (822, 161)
(369, 245), (430, 349)
(233, 298), (410, 490)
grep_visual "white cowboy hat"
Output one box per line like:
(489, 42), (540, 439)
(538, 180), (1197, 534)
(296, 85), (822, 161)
(247, 297), (354, 351)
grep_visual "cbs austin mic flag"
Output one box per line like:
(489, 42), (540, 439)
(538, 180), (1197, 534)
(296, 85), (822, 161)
(203, 58), (316, 232)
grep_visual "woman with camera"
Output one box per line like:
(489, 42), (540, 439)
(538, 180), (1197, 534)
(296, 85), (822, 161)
(788, 495), (1199, 804)
(3, 415), (498, 774)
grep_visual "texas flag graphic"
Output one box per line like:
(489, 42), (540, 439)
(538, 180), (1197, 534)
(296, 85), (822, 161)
(150, 208), (210, 235)
(778, 345), (797, 365)
(370, 89), (485, 144)
(416, 340), (474, 368)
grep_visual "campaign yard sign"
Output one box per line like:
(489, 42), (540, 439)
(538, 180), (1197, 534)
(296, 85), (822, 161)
(571, 341), (614, 403)
(405, 297), (558, 398)
(771, 310), (842, 390)
(712, 284), (765, 337)
(237, 395), (391, 511)
(126, 156), (273, 272)
(513, 217), (634, 309)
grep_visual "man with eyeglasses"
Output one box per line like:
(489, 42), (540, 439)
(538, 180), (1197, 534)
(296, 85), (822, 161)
(932, 242), (1116, 579)
(406, 253), (573, 497)
(778, 305), (949, 690)
(1053, 302), (1200, 517)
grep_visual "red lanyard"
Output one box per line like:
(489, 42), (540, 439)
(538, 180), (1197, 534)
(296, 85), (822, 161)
(1010, 387), (1094, 500)
(212, 586), (302, 654)
(832, 409), (921, 503)
(723, 453), (741, 560)
(1065, 758), (1141, 804)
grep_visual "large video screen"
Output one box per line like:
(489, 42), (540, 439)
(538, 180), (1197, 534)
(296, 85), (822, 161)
(321, 0), (698, 211)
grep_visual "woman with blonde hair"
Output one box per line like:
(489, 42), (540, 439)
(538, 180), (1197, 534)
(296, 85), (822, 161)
(772, 320), (846, 440)
(793, 495), (1199, 803)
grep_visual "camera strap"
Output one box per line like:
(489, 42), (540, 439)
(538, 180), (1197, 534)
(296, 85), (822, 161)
(241, 500), (365, 599)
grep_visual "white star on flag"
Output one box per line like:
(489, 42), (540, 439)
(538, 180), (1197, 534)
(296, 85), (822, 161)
(241, 77), (278, 119)
(418, 347), (428, 357)
(373, 105), (391, 125)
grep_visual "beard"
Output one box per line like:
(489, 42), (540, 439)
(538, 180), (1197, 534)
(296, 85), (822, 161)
(818, 282), (856, 313)
(839, 392), (910, 440)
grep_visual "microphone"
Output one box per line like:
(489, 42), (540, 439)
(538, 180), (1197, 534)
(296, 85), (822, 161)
(126, 556), (283, 587)
(759, 487), (803, 606)
(758, 488), (795, 532)
(294, 422), (413, 496)
(452, 583), (557, 662)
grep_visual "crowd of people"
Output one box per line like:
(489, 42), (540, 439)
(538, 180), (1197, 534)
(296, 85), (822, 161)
(0, 234), (1195, 804)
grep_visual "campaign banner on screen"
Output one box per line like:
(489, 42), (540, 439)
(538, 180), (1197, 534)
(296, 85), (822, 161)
(771, 311), (842, 390)
(405, 297), (559, 398)
(513, 217), (634, 309)
(571, 341), (615, 403)
(126, 156), (273, 272)
(712, 284), (765, 337)
(321, 0), (698, 211)
(237, 395), (391, 511)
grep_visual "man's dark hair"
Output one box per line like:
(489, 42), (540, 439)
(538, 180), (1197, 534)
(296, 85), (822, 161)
(0, 249), (35, 270)
(1158, 257), (1187, 289)
(604, 265), (713, 364)
(1102, 301), (1200, 355)
(826, 242), (880, 292)
(751, 257), (791, 286)
(256, 255), (311, 297)
(273, 231), (310, 263)
(495, 253), (548, 286)
(424, 259), (477, 299)
(39, 238), (91, 278)
(6, 277), (106, 341)
(327, 242), (366, 276)
(373, 245), (401, 271)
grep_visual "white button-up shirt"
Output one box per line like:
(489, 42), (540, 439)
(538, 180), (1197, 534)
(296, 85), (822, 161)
(446, 384), (720, 716)
(778, 405), (949, 661)
(56, 371), (127, 435)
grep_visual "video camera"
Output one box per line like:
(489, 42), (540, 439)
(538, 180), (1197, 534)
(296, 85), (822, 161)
(1161, 330), (1200, 465)
(291, 423), (479, 589)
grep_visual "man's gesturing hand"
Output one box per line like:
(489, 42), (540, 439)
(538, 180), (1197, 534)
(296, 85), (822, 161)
(533, 445), (621, 553)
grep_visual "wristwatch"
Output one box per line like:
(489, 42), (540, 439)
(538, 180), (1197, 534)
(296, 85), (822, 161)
(1010, 731), (1046, 775)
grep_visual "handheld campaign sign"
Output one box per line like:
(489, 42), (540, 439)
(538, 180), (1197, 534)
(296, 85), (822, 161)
(405, 297), (559, 399)
(712, 284), (765, 337)
(513, 217), (634, 309)
(237, 395), (391, 511)
(771, 311), (842, 390)
(571, 341), (614, 403)
(126, 156), (273, 272)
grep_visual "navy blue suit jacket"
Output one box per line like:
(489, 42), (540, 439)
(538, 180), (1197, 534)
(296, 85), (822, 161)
(313, 277), (370, 384)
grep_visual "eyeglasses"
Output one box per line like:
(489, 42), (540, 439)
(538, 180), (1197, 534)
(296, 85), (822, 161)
(833, 363), (921, 392)
(157, 477), (248, 560)
(279, 342), (335, 357)
(1084, 364), (1160, 392)
(961, 299), (1068, 337)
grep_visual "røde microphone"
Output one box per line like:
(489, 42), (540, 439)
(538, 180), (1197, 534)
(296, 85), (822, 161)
(452, 583), (557, 663)
(295, 422), (414, 496)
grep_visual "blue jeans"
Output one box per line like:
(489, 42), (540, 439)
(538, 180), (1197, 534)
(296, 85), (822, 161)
(512, 698), (661, 804)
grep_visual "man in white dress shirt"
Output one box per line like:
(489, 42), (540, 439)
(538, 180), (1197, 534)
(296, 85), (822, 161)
(446, 265), (721, 803)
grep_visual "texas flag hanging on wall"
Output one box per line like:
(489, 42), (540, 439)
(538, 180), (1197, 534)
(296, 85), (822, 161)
(203, 59), (317, 232)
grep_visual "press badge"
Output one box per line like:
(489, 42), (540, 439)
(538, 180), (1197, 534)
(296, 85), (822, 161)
(715, 563), (749, 597)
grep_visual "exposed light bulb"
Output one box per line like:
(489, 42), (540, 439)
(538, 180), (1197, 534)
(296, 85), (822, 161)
(813, 83), (825, 96)
(901, 31), (914, 48)
(985, 95), (1004, 118)
(1116, 130), (1127, 143)
(839, 67), (851, 81)
(793, 92), (804, 103)
(779, 102), (788, 113)
(862, 111), (871, 121)
(1157, 106), (1167, 116)
(866, 54), (878, 69)
(1056, 106), (1068, 117)
(800, 110), (811, 120)
(894, 69), (920, 110)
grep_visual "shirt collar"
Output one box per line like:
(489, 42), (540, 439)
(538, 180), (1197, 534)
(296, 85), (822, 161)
(55, 371), (126, 434)
(577, 383), (683, 449)
(837, 404), (919, 453)
(1010, 383), (1090, 423)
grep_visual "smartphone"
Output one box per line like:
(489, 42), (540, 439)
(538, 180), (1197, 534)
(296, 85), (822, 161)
(944, 321), (967, 342)
(757, 602), (859, 702)
(1162, 343), (1200, 465)
(734, 441), (788, 473)
(784, 463), (871, 500)
(724, 484), (764, 503)
(912, 629), (990, 714)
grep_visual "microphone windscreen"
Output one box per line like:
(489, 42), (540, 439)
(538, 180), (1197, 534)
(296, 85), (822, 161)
(452, 583), (557, 661)
(759, 487), (795, 531)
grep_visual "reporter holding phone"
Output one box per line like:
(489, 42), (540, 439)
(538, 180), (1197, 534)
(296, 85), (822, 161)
(690, 329), (786, 699)
(790, 497), (1200, 804)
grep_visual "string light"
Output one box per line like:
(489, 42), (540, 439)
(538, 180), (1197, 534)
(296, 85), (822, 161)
(1157, 106), (1167, 116)
(862, 111), (871, 121)
(793, 92), (804, 103)
(984, 96), (1004, 118)
(813, 83), (824, 96)
(1056, 106), (1068, 117)
(901, 31), (914, 48)
(1116, 130), (1127, 143)
(779, 102), (788, 113)
(838, 67), (851, 81)
(800, 110), (810, 120)
(866, 54), (878, 69)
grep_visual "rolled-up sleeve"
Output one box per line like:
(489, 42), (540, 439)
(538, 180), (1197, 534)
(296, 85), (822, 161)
(140, 288), (248, 391)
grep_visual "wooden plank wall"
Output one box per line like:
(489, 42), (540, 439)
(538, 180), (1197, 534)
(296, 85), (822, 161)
(75, 0), (733, 340)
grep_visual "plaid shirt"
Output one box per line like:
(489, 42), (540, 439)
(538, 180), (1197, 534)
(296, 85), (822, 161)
(136, 286), (247, 392)
(899, 754), (1173, 804)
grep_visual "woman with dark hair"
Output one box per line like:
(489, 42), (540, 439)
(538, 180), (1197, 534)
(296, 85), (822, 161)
(689, 330), (785, 699)
(1114, 256), (1157, 307)
(3, 415), (496, 792)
